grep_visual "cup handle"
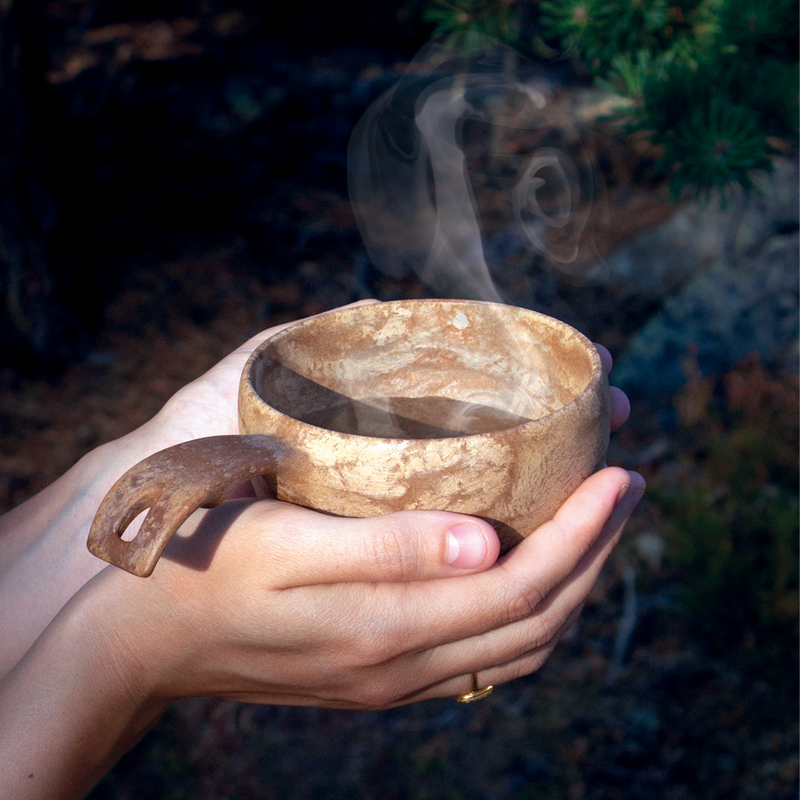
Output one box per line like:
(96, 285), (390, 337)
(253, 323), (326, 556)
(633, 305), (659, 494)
(87, 435), (291, 577)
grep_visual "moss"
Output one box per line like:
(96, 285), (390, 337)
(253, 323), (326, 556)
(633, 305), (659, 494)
(649, 356), (798, 673)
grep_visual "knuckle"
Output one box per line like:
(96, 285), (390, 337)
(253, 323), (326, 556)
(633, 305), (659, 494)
(355, 683), (400, 709)
(504, 649), (552, 683)
(347, 640), (384, 670)
(341, 594), (406, 668)
(329, 632), (384, 673)
(369, 528), (407, 580)
(354, 666), (416, 709)
(527, 612), (566, 648)
(369, 521), (422, 581)
(358, 626), (405, 667)
(497, 572), (546, 625)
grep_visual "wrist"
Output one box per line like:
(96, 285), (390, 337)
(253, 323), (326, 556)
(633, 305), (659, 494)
(0, 571), (171, 799)
(0, 423), (181, 678)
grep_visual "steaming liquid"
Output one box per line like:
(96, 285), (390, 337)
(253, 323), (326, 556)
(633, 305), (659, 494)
(300, 396), (533, 439)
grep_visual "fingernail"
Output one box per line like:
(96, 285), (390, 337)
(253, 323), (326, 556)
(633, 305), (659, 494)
(615, 472), (646, 509)
(615, 483), (631, 507)
(446, 523), (488, 569)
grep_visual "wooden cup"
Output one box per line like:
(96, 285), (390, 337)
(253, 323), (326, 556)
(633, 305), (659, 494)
(88, 299), (609, 576)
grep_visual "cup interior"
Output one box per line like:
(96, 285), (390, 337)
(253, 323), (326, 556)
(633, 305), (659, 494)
(248, 300), (598, 439)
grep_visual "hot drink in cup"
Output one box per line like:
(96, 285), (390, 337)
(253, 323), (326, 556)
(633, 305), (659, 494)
(89, 300), (609, 576)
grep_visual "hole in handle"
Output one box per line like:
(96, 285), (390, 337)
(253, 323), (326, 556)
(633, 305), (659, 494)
(87, 435), (290, 577)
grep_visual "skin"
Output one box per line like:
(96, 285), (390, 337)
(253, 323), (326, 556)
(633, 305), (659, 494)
(0, 301), (643, 800)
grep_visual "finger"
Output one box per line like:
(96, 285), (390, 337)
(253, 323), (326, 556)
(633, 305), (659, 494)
(216, 471), (635, 709)
(394, 474), (645, 701)
(305, 467), (627, 595)
(357, 467), (635, 658)
(365, 600), (589, 708)
(432, 472), (645, 672)
(594, 342), (613, 373)
(234, 502), (501, 587)
(413, 603), (587, 704)
(594, 343), (630, 431)
(199, 472), (640, 711)
(496, 467), (634, 599)
(609, 386), (631, 431)
(492, 470), (645, 655)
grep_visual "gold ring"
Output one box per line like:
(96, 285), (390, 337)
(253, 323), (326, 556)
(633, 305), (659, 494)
(456, 672), (493, 703)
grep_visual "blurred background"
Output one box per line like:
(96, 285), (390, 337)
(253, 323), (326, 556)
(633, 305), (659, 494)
(0, 1), (797, 797)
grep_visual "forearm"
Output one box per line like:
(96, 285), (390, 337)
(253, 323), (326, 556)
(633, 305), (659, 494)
(0, 571), (170, 800)
(0, 422), (168, 677)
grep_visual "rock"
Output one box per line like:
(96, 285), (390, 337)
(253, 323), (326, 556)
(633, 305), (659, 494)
(607, 157), (799, 398)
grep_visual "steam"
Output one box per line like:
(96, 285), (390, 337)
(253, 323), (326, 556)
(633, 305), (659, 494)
(348, 40), (593, 302)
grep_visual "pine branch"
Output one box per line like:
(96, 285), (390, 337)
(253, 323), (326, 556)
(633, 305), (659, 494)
(419, 0), (798, 197)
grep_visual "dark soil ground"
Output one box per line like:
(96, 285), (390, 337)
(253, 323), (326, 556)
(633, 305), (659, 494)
(1, 10), (797, 800)
(2, 193), (797, 800)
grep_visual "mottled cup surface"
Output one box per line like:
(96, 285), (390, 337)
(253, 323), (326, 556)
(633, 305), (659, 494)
(240, 299), (609, 551)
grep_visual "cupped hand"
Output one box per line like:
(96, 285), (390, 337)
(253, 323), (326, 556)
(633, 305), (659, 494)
(99, 465), (644, 711)
(594, 341), (630, 432)
(94, 304), (636, 708)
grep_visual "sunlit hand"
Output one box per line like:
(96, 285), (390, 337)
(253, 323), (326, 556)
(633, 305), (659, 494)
(105, 326), (636, 709)
(0, 301), (633, 676)
(0, 301), (643, 800)
(2, 462), (643, 799)
(105, 465), (643, 709)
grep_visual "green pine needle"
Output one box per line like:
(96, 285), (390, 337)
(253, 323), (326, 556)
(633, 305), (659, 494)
(659, 99), (775, 199)
(424, 0), (518, 45)
(419, 0), (797, 197)
(718, 0), (800, 58)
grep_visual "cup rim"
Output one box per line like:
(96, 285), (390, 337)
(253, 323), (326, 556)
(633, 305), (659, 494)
(241, 299), (606, 444)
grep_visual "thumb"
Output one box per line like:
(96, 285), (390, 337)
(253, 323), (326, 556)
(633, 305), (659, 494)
(257, 504), (501, 587)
